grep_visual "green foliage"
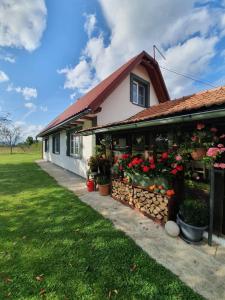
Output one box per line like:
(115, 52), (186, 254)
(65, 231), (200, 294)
(180, 198), (209, 227)
(97, 175), (110, 185)
(0, 154), (203, 299)
(26, 136), (34, 145)
(98, 157), (111, 177)
(88, 155), (100, 172)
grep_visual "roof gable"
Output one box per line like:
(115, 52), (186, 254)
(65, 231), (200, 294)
(39, 51), (169, 136)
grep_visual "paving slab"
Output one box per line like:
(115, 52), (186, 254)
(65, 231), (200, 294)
(37, 160), (225, 300)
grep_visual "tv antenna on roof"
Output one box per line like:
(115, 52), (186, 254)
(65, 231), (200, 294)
(153, 45), (166, 61)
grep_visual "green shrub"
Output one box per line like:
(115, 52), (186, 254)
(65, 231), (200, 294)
(180, 198), (208, 227)
(97, 175), (110, 185)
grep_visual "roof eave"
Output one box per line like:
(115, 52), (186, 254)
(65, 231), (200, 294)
(79, 107), (225, 136)
(37, 108), (91, 137)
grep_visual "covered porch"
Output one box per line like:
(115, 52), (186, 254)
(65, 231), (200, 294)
(80, 96), (225, 243)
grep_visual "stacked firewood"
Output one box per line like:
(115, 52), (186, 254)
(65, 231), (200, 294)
(111, 180), (169, 223)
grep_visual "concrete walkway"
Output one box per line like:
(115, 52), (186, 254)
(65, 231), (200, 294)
(37, 160), (225, 300)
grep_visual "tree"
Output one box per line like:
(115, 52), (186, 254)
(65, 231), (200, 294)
(26, 136), (34, 146)
(0, 122), (21, 154)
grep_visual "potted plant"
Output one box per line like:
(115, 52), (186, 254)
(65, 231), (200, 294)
(190, 123), (217, 160)
(97, 176), (110, 196)
(177, 198), (208, 243)
(88, 156), (100, 173)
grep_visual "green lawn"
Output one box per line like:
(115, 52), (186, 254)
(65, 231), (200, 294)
(0, 153), (203, 300)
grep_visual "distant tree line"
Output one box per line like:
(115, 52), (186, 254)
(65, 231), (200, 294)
(0, 113), (39, 154)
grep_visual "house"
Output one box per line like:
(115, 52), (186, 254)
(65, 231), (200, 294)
(38, 51), (170, 178)
(38, 50), (225, 240)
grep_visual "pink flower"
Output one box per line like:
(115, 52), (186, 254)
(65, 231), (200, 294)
(207, 147), (220, 158)
(191, 136), (197, 142)
(210, 127), (218, 133)
(175, 155), (182, 161)
(214, 163), (225, 169)
(220, 134), (225, 139)
(217, 144), (224, 148)
(197, 123), (205, 130)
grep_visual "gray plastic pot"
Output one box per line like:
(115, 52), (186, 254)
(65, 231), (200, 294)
(177, 214), (208, 243)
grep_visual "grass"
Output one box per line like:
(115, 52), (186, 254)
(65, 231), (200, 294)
(0, 153), (203, 300)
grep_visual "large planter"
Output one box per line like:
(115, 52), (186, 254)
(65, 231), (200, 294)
(98, 184), (110, 196)
(191, 148), (206, 160)
(177, 214), (207, 243)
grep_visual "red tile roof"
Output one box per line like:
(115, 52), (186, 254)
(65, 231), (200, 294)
(79, 86), (225, 133)
(39, 51), (169, 136)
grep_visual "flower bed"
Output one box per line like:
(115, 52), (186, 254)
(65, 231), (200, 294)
(111, 179), (173, 224)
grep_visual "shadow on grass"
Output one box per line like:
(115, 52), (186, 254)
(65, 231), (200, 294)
(0, 159), (203, 299)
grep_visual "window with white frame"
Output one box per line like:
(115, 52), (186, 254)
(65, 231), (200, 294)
(130, 73), (149, 107)
(70, 133), (82, 157)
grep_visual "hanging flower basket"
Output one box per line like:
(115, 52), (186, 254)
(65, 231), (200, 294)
(191, 148), (207, 161)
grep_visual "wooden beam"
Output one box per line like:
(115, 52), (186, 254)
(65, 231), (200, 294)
(80, 116), (96, 120)
(70, 121), (84, 125)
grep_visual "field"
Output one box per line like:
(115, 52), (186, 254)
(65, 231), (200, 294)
(0, 142), (42, 155)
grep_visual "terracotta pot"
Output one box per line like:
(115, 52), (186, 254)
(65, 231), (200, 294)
(98, 184), (110, 196)
(191, 148), (206, 160)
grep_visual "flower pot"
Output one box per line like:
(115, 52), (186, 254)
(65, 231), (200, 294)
(177, 214), (207, 243)
(98, 184), (110, 196)
(191, 148), (206, 160)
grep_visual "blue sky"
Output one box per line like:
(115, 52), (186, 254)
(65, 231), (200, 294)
(0, 0), (225, 138)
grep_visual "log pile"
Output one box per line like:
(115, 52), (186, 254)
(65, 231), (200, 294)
(111, 180), (169, 223)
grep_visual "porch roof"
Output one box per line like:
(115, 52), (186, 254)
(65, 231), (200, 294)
(78, 86), (225, 135)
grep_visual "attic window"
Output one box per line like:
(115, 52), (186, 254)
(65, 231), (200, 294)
(130, 73), (149, 107)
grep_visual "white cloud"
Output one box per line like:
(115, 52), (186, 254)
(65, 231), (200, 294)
(59, 0), (225, 99)
(24, 102), (37, 111)
(0, 53), (15, 63)
(0, 70), (9, 82)
(15, 120), (43, 140)
(7, 84), (37, 100)
(84, 14), (96, 37)
(58, 59), (98, 95)
(40, 105), (48, 112)
(0, 0), (47, 51)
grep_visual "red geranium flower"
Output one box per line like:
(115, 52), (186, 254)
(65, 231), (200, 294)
(119, 165), (123, 171)
(122, 153), (129, 159)
(142, 166), (150, 172)
(176, 165), (183, 171)
(128, 162), (133, 168)
(150, 164), (156, 169)
(162, 152), (168, 159)
(149, 158), (154, 164)
(170, 169), (178, 175)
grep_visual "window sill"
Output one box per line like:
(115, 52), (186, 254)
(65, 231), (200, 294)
(70, 154), (82, 159)
(130, 100), (149, 108)
(53, 152), (60, 155)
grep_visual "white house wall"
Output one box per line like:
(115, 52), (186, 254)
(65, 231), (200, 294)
(43, 130), (93, 178)
(97, 64), (159, 126)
